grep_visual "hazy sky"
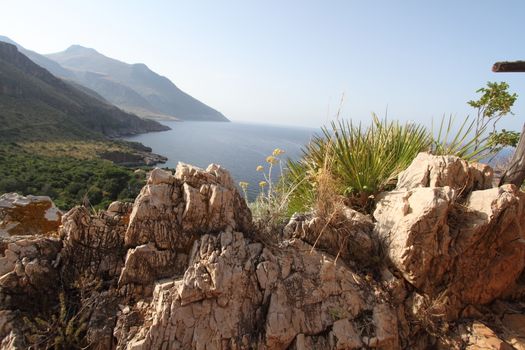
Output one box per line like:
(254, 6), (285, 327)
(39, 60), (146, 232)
(1, 0), (525, 129)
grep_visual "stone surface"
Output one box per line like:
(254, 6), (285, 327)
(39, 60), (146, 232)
(115, 233), (395, 350)
(0, 193), (61, 237)
(118, 243), (188, 287)
(3, 157), (525, 350)
(375, 179), (525, 319)
(284, 206), (375, 266)
(465, 322), (513, 350)
(396, 152), (493, 193)
(60, 206), (128, 281)
(125, 164), (252, 251)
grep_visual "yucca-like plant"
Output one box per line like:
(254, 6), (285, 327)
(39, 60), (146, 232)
(430, 115), (494, 162)
(286, 115), (432, 212)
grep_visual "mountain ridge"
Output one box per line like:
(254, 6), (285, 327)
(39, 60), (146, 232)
(0, 36), (228, 122)
(45, 44), (229, 121)
(0, 41), (169, 141)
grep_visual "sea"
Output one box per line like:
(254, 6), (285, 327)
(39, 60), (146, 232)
(124, 121), (317, 200)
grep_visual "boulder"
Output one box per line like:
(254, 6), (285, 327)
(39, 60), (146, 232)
(396, 152), (493, 193)
(0, 193), (61, 237)
(375, 153), (525, 320)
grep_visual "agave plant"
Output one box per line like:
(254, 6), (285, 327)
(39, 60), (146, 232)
(430, 115), (493, 162)
(286, 115), (432, 212)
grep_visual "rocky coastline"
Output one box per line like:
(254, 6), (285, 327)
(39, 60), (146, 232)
(1, 153), (525, 349)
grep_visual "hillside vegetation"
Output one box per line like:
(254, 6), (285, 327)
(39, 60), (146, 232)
(0, 41), (171, 209)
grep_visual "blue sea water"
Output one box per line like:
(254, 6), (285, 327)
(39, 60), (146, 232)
(124, 121), (316, 200)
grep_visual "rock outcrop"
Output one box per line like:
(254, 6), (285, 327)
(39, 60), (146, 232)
(2, 154), (525, 349)
(0, 193), (61, 237)
(375, 154), (525, 321)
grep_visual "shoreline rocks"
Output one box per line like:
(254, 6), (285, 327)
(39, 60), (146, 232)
(2, 154), (525, 349)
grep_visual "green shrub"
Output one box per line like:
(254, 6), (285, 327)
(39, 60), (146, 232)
(286, 115), (432, 213)
(0, 143), (146, 210)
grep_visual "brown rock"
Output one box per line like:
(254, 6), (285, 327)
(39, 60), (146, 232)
(466, 322), (513, 350)
(0, 193), (61, 237)
(375, 182), (525, 319)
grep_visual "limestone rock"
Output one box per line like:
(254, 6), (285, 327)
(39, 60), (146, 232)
(118, 243), (188, 287)
(117, 231), (264, 349)
(330, 318), (362, 349)
(396, 152), (493, 193)
(0, 236), (61, 312)
(284, 206), (375, 266)
(115, 228), (397, 350)
(0, 193), (61, 237)
(376, 171), (525, 319)
(125, 164), (252, 251)
(465, 322), (513, 350)
(60, 206), (128, 280)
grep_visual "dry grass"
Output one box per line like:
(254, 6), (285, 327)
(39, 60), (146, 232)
(19, 140), (132, 160)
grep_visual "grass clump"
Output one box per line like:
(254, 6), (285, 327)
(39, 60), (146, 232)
(286, 115), (432, 213)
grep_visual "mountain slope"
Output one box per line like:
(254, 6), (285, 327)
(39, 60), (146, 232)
(0, 35), (75, 80)
(0, 42), (169, 141)
(46, 45), (228, 121)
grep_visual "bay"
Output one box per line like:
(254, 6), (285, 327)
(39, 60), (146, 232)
(124, 121), (316, 200)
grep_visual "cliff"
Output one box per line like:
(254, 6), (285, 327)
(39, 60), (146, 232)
(1, 153), (525, 349)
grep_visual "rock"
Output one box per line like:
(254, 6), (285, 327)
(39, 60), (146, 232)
(330, 318), (362, 349)
(373, 304), (400, 350)
(465, 322), (513, 350)
(5, 156), (524, 350)
(284, 206), (375, 266)
(125, 164), (251, 251)
(118, 243), (188, 287)
(0, 236), (61, 311)
(60, 206), (127, 281)
(117, 231), (264, 349)
(376, 156), (525, 319)
(374, 186), (456, 290)
(0, 193), (61, 237)
(115, 231), (388, 350)
(396, 152), (493, 193)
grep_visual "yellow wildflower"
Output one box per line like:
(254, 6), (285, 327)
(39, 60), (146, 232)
(256, 165), (264, 172)
(272, 148), (285, 156)
(266, 156), (277, 164)
(239, 181), (249, 190)
(259, 181), (267, 188)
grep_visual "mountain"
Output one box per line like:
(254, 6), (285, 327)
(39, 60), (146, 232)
(45, 45), (228, 122)
(0, 41), (169, 141)
(0, 35), (75, 80)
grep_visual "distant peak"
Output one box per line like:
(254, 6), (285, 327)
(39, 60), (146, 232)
(132, 63), (150, 70)
(0, 35), (17, 46)
(65, 44), (98, 54)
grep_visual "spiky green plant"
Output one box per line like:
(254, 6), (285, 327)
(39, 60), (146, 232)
(430, 115), (493, 162)
(286, 115), (432, 212)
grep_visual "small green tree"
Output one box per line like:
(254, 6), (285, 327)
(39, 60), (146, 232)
(468, 81), (518, 151)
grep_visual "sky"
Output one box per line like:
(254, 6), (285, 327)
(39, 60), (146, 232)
(1, 0), (525, 129)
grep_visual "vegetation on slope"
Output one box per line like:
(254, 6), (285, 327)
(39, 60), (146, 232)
(0, 143), (146, 210)
(0, 42), (173, 209)
(0, 42), (169, 142)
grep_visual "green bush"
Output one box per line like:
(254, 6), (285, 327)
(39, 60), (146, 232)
(285, 115), (432, 213)
(0, 143), (146, 210)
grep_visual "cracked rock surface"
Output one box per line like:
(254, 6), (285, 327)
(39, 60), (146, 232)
(2, 155), (525, 349)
